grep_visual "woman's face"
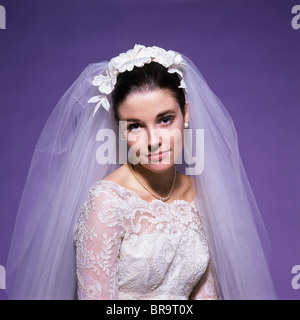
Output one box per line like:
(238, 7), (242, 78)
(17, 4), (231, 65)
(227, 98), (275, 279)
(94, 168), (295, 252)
(118, 89), (188, 173)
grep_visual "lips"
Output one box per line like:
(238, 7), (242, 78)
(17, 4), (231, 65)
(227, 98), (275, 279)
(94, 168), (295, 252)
(148, 150), (170, 161)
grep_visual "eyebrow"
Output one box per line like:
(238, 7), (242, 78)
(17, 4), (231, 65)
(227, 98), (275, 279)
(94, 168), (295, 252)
(125, 109), (177, 123)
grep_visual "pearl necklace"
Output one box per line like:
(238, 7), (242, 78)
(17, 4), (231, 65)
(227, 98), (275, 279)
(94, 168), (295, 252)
(128, 163), (176, 202)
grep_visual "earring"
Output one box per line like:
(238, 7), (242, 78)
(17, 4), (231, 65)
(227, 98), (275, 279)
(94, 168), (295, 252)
(184, 122), (189, 129)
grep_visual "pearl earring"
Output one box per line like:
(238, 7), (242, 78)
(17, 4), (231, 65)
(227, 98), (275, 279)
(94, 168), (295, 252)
(184, 122), (189, 129)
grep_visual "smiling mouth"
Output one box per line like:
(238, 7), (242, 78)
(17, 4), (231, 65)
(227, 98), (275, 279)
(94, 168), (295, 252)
(148, 150), (170, 161)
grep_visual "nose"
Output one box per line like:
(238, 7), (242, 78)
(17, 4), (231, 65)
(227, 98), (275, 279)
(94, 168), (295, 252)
(148, 129), (161, 152)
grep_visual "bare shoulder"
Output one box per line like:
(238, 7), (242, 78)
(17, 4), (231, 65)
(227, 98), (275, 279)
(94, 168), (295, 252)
(103, 164), (131, 186)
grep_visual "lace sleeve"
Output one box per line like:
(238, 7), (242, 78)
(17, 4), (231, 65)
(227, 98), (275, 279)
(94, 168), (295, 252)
(189, 261), (221, 300)
(74, 185), (124, 300)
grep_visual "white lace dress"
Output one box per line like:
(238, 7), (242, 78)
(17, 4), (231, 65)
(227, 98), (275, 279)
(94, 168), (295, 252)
(74, 180), (220, 300)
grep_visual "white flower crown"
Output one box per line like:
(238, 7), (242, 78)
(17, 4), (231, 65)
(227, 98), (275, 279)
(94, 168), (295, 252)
(88, 44), (186, 117)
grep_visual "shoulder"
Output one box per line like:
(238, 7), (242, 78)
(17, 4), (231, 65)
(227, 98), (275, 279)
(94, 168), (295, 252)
(86, 164), (130, 197)
(78, 180), (125, 232)
(85, 181), (125, 211)
(86, 164), (134, 205)
(103, 163), (132, 187)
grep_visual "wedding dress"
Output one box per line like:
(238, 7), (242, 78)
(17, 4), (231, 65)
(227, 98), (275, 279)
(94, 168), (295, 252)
(7, 45), (277, 300)
(74, 180), (220, 300)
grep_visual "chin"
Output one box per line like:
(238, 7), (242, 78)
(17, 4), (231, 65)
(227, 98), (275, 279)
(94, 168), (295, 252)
(140, 161), (175, 174)
(129, 149), (180, 173)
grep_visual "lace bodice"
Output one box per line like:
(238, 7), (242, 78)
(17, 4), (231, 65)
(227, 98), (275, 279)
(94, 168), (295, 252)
(74, 180), (219, 300)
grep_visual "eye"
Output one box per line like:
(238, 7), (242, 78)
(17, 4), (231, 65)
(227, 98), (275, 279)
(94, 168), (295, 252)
(128, 123), (141, 131)
(160, 116), (174, 125)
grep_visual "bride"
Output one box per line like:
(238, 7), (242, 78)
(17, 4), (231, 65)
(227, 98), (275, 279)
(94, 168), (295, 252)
(6, 44), (277, 300)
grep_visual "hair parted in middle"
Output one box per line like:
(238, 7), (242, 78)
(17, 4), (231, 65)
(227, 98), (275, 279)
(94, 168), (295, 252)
(112, 62), (186, 121)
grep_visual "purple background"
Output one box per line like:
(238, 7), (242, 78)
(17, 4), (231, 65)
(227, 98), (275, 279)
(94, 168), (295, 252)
(0, 0), (299, 300)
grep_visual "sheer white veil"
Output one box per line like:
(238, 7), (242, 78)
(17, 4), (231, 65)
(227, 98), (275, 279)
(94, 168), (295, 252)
(183, 56), (277, 299)
(6, 46), (277, 300)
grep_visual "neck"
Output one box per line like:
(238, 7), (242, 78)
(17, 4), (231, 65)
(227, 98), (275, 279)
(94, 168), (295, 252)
(130, 163), (176, 196)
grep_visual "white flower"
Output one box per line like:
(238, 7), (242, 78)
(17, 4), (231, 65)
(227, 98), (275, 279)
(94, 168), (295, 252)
(152, 47), (171, 67)
(88, 44), (187, 117)
(92, 74), (116, 95)
(153, 47), (184, 69)
(113, 44), (153, 73)
(179, 79), (187, 89)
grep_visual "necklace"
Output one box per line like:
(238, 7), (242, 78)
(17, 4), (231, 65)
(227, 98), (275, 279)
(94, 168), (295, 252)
(128, 162), (176, 202)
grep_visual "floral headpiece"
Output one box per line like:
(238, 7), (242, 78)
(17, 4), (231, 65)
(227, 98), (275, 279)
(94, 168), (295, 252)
(88, 44), (186, 117)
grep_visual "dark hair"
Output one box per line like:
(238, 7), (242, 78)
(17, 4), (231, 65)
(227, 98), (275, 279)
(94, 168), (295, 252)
(112, 62), (186, 121)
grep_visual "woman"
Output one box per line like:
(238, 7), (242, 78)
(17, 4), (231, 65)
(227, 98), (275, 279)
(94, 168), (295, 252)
(6, 45), (277, 300)
(74, 58), (219, 300)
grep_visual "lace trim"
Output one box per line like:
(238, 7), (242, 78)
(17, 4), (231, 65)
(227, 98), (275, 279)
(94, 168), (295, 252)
(74, 179), (219, 300)
(101, 179), (197, 206)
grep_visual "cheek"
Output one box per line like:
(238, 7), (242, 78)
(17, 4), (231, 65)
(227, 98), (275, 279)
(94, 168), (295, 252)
(160, 128), (183, 156)
(172, 129), (184, 158)
(127, 131), (149, 154)
(170, 119), (184, 149)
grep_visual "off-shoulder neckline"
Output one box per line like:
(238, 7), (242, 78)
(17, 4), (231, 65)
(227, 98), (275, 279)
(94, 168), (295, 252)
(100, 179), (197, 207)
